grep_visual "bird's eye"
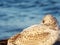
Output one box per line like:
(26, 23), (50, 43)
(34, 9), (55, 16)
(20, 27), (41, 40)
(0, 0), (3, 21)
(43, 20), (45, 23)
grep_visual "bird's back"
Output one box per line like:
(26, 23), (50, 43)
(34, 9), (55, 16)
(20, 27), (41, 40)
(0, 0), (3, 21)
(8, 25), (58, 45)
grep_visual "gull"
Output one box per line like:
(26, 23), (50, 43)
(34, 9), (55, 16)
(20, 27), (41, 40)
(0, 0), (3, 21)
(7, 15), (59, 45)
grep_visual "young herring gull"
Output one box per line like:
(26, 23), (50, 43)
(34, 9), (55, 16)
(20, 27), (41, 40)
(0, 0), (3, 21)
(7, 15), (59, 45)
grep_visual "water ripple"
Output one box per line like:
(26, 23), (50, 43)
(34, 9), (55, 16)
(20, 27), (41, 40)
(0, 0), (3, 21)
(0, 0), (60, 40)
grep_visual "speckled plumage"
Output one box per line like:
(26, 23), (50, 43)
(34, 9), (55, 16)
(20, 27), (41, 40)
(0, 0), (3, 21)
(7, 15), (59, 45)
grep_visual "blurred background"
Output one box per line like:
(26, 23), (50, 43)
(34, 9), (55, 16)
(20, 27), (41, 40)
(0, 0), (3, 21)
(0, 0), (60, 40)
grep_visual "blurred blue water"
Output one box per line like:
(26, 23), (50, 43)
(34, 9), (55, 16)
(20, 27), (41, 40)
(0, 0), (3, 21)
(0, 0), (60, 40)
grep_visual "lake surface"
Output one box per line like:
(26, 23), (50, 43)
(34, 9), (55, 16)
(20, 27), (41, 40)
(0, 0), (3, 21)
(0, 0), (60, 40)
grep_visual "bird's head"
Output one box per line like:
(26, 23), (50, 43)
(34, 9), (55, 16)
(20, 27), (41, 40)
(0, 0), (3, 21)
(42, 14), (58, 27)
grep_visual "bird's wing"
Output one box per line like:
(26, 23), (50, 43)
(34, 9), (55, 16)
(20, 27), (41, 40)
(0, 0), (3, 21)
(14, 25), (50, 45)
(8, 25), (50, 45)
(13, 32), (50, 45)
(8, 25), (38, 44)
